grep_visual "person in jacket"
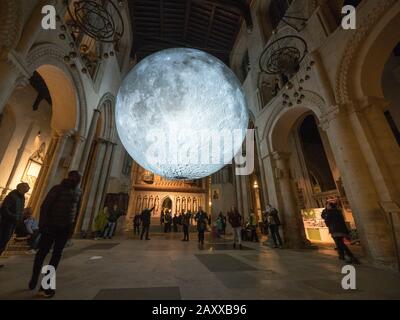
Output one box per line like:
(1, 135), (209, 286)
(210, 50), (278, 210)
(93, 207), (109, 240)
(141, 206), (155, 240)
(181, 210), (191, 242)
(322, 202), (360, 264)
(228, 206), (242, 249)
(28, 171), (82, 298)
(103, 205), (120, 239)
(266, 204), (283, 248)
(195, 207), (209, 247)
(172, 214), (179, 233)
(0, 183), (30, 257)
(133, 212), (142, 236)
(249, 210), (259, 242)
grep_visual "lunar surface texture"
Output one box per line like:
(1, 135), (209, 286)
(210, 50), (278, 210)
(116, 48), (249, 180)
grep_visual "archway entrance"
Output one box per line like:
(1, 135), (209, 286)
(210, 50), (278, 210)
(295, 114), (356, 244)
(0, 64), (80, 212)
(162, 197), (173, 211)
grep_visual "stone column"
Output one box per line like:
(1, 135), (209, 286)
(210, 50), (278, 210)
(321, 107), (395, 265)
(68, 135), (86, 172)
(255, 127), (269, 208)
(91, 141), (114, 228)
(79, 109), (101, 173)
(350, 97), (400, 200)
(272, 152), (308, 248)
(76, 139), (107, 235)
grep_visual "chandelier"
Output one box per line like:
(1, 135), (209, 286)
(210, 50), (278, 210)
(66, 0), (125, 43)
(259, 34), (307, 75)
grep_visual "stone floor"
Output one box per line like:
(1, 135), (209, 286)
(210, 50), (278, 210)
(0, 233), (400, 300)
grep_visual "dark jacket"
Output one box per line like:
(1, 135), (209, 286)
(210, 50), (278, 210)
(228, 211), (242, 228)
(108, 208), (121, 223)
(322, 208), (349, 236)
(195, 211), (209, 232)
(39, 179), (82, 229)
(141, 208), (153, 226)
(133, 215), (141, 226)
(268, 209), (281, 226)
(0, 190), (25, 224)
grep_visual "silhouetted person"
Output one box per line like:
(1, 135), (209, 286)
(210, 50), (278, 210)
(195, 207), (209, 247)
(228, 206), (243, 249)
(249, 210), (259, 242)
(140, 207), (155, 240)
(172, 214), (179, 233)
(103, 205), (120, 239)
(0, 183), (30, 261)
(266, 204), (283, 248)
(29, 171), (82, 298)
(133, 213), (141, 236)
(181, 210), (191, 242)
(322, 202), (360, 264)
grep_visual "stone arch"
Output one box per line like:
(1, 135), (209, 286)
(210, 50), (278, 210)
(265, 91), (326, 153)
(26, 44), (87, 136)
(0, 0), (23, 53)
(335, 0), (399, 103)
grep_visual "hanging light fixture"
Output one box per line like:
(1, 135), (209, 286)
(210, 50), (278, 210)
(66, 0), (125, 44)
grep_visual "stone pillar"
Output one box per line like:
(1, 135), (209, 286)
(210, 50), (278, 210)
(79, 109), (101, 173)
(68, 135), (86, 172)
(255, 127), (269, 208)
(91, 141), (114, 228)
(272, 152), (308, 248)
(321, 107), (395, 265)
(351, 97), (400, 200)
(76, 139), (107, 235)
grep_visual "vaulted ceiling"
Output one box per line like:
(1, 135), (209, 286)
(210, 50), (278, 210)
(126, 0), (252, 64)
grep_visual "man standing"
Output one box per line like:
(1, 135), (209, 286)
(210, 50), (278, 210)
(322, 202), (360, 264)
(0, 183), (30, 260)
(266, 204), (283, 248)
(133, 212), (141, 236)
(181, 210), (191, 242)
(141, 206), (155, 240)
(28, 171), (82, 298)
(195, 207), (209, 247)
(228, 206), (243, 249)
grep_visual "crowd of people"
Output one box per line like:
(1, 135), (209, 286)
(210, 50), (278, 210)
(0, 173), (360, 299)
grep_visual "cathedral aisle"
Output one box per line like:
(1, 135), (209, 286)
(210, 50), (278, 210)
(0, 236), (399, 300)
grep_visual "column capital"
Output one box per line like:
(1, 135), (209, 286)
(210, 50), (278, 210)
(271, 151), (291, 161)
(6, 49), (32, 80)
(354, 96), (390, 112)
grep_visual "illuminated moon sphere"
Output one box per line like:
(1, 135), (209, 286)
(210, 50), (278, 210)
(116, 48), (249, 180)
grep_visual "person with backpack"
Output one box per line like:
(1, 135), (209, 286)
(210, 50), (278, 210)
(322, 202), (360, 264)
(228, 206), (243, 249)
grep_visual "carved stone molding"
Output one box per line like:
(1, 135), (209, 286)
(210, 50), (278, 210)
(26, 43), (88, 136)
(0, 0), (23, 54)
(335, 0), (397, 104)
